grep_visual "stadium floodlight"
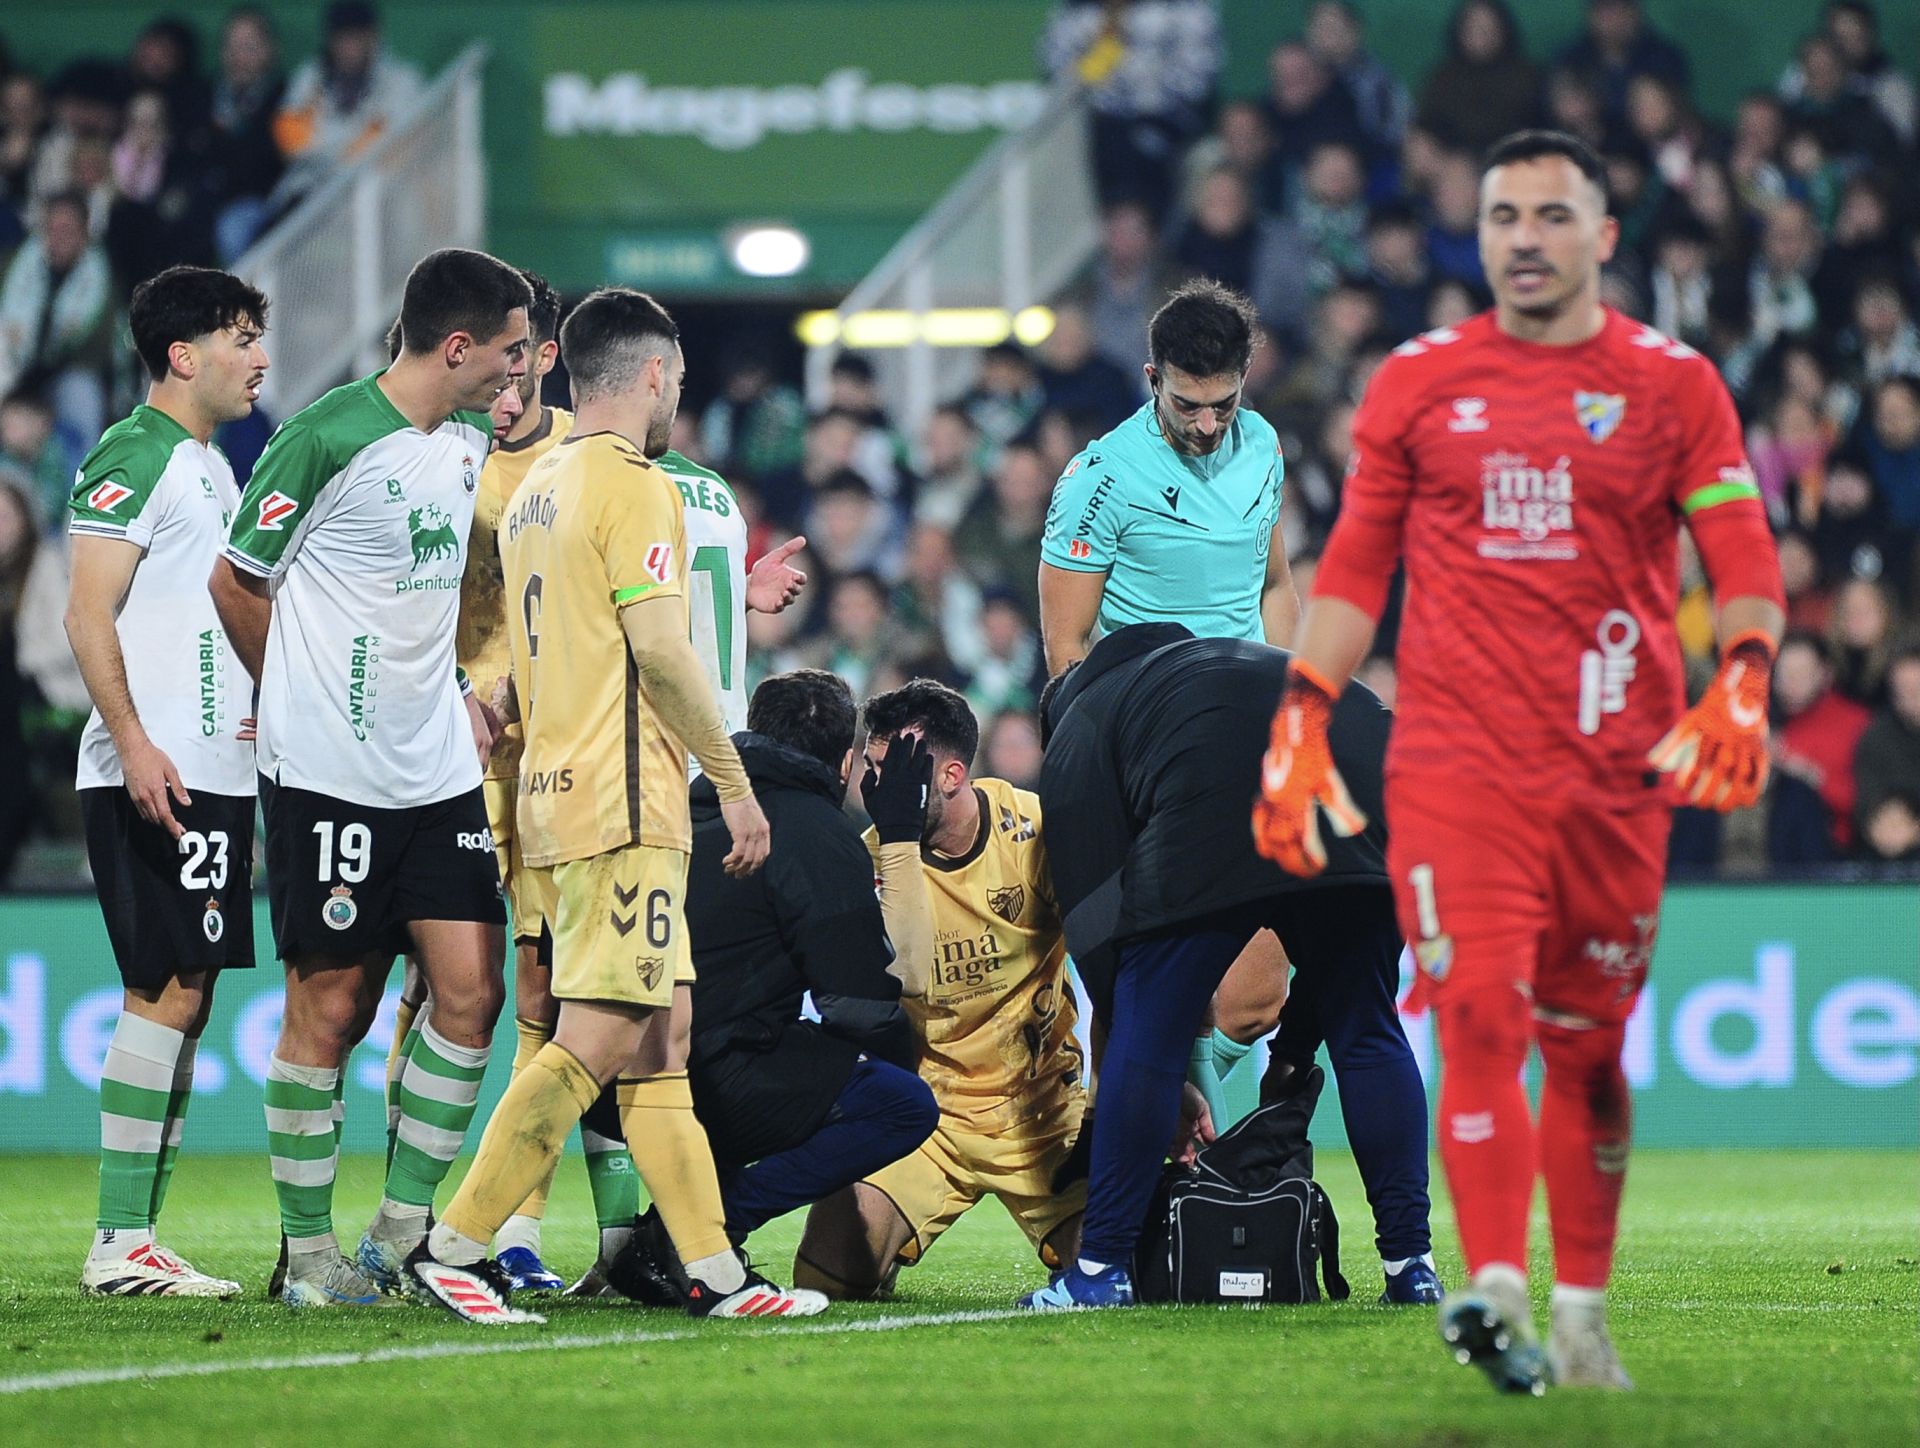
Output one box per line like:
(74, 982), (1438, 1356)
(795, 306), (1056, 349)
(728, 224), (810, 277)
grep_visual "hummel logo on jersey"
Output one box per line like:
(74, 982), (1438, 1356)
(1447, 398), (1489, 433)
(1574, 392), (1627, 444)
(87, 480), (134, 513)
(644, 543), (673, 584)
(1162, 485), (1182, 512)
(256, 491), (300, 530)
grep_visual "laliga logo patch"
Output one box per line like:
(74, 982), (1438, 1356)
(643, 543), (673, 584)
(1574, 392), (1626, 444)
(1413, 933), (1453, 981)
(462, 455), (477, 494)
(323, 885), (358, 931)
(256, 491), (299, 530)
(202, 898), (224, 943)
(87, 480), (134, 513)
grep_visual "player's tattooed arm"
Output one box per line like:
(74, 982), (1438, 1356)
(68, 535), (191, 839)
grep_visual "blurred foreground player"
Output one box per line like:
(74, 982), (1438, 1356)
(1031, 624), (1433, 1310)
(1254, 131), (1784, 1392)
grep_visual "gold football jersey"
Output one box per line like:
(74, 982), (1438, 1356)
(867, 776), (1083, 1134)
(501, 431), (691, 868)
(458, 406), (571, 780)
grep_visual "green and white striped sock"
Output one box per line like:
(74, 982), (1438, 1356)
(385, 1018), (421, 1172)
(383, 1018), (490, 1215)
(264, 1055), (341, 1246)
(147, 1033), (198, 1224)
(582, 1123), (640, 1231)
(96, 1012), (185, 1247)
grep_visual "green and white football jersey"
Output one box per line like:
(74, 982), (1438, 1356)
(68, 404), (253, 797)
(223, 373), (493, 809)
(658, 449), (748, 779)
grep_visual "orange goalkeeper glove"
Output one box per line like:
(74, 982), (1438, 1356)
(1252, 661), (1369, 877)
(1647, 631), (1775, 811)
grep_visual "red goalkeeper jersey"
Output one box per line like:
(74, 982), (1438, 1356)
(1314, 307), (1767, 805)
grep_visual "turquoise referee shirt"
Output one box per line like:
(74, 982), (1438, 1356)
(1041, 403), (1284, 642)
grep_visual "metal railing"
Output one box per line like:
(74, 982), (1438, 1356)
(803, 80), (1101, 439)
(237, 45), (489, 417)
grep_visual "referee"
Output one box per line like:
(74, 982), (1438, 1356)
(1038, 279), (1296, 673)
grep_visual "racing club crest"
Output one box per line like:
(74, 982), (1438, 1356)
(1573, 392), (1626, 443)
(323, 885), (358, 931)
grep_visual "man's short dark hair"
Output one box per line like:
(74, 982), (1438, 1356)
(748, 668), (856, 769)
(128, 265), (269, 380)
(1778, 629), (1831, 669)
(1481, 128), (1611, 211)
(1148, 280), (1260, 378)
(816, 467), (874, 500)
(397, 247), (531, 356)
(863, 678), (980, 766)
(520, 268), (562, 349)
(559, 286), (679, 400)
(831, 353), (876, 383)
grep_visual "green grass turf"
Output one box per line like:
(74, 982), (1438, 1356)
(0, 1149), (1914, 1446)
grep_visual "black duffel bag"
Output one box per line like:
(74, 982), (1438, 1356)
(1132, 1063), (1349, 1304)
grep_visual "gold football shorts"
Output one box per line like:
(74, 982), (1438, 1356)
(526, 845), (693, 1009)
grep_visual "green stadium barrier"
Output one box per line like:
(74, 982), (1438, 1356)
(0, 884), (1913, 1152)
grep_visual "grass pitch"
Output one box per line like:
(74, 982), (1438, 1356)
(1, 1149), (1914, 1446)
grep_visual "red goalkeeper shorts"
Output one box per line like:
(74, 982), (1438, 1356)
(1385, 773), (1671, 1026)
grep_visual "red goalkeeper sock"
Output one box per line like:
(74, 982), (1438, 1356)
(1435, 986), (1537, 1278)
(1536, 1018), (1632, 1291)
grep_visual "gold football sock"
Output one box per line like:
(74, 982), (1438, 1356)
(508, 1016), (559, 1222)
(439, 1043), (599, 1247)
(617, 1073), (735, 1271)
(385, 998), (420, 1094)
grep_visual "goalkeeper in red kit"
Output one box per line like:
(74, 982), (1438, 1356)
(1253, 131), (1784, 1397)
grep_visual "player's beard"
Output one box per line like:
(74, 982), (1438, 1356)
(642, 409), (674, 459)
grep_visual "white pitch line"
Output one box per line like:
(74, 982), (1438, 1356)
(0, 1307), (1032, 1396)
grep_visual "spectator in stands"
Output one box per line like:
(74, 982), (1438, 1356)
(204, 6), (288, 263)
(1426, 277), (1478, 330)
(1681, 157), (1756, 275)
(1303, 0), (1410, 162)
(1416, 0), (1541, 156)
(1279, 396), (1353, 558)
(1173, 166), (1260, 294)
(913, 404), (985, 530)
(1181, 98), (1276, 215)
(980, 708), (1045, 790)
(1773, 631), (1872, 856)
(0, 191), (115, 447)
(1035, 301), (1138, 433)
(1626, 73), (1716, 192)
(1813, 0), (1916, 148)
(1558, 0), (1689, 127)
(1543, 66), (1608, 153)
(271, 0), (422, 211)
(1727, 91), (1790, 213)
(1748, 391), (1834, 528)
(1861, 792), (1920, 862)
(1260, 41), (1365, 201)
(1854, 645), (1920, 850)
(953, 438), (1051, 623)
(1295, 279), (1384, 401)
(827, 353), (911, 509)
(1812, 457), (1908, 609)
(807, 570), (902, 702)
(1860, 375), (1920, 531)
(1042, 0), (1222, 220)
(0, 478), (41, 880)
(1782, 33), (1898, 164)
(1600, 138), (1664, 258)
(1078, 198), (1172, 376)
(125, 17), (210, 138)
(803, 470), (896, 581)
(962, 588), (1045, 717)
(1422, 147), (1485, 289)
(1827, 576), (1899, 708)
(1776, 530), (1831, 636)
(1031, 405), (1102, 480)
(891, 521), (981, 668)
(959, 342), (1044, 463)
(1285, 140), (1370, 291)
(701, 347), (807, 487)
(112, 90), (172, 206)
(1839, 274), (1920, 390)
(1648, 217), (1717, 355)
(28, 61), (122, 218)
(0, 70), (48, 221)
(0, 392), (77, 527)
(1747, 199), (1822, 349)
(756, 407), (862, 532)
(1363, 201), (1432, 344)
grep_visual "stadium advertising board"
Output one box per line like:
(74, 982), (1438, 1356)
(0, 885), (1913, 1152)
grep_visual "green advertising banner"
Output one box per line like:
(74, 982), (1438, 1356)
(0, 885), (1913, 1154)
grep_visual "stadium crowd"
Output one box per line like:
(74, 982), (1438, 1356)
(2, 0), (1919, 883)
